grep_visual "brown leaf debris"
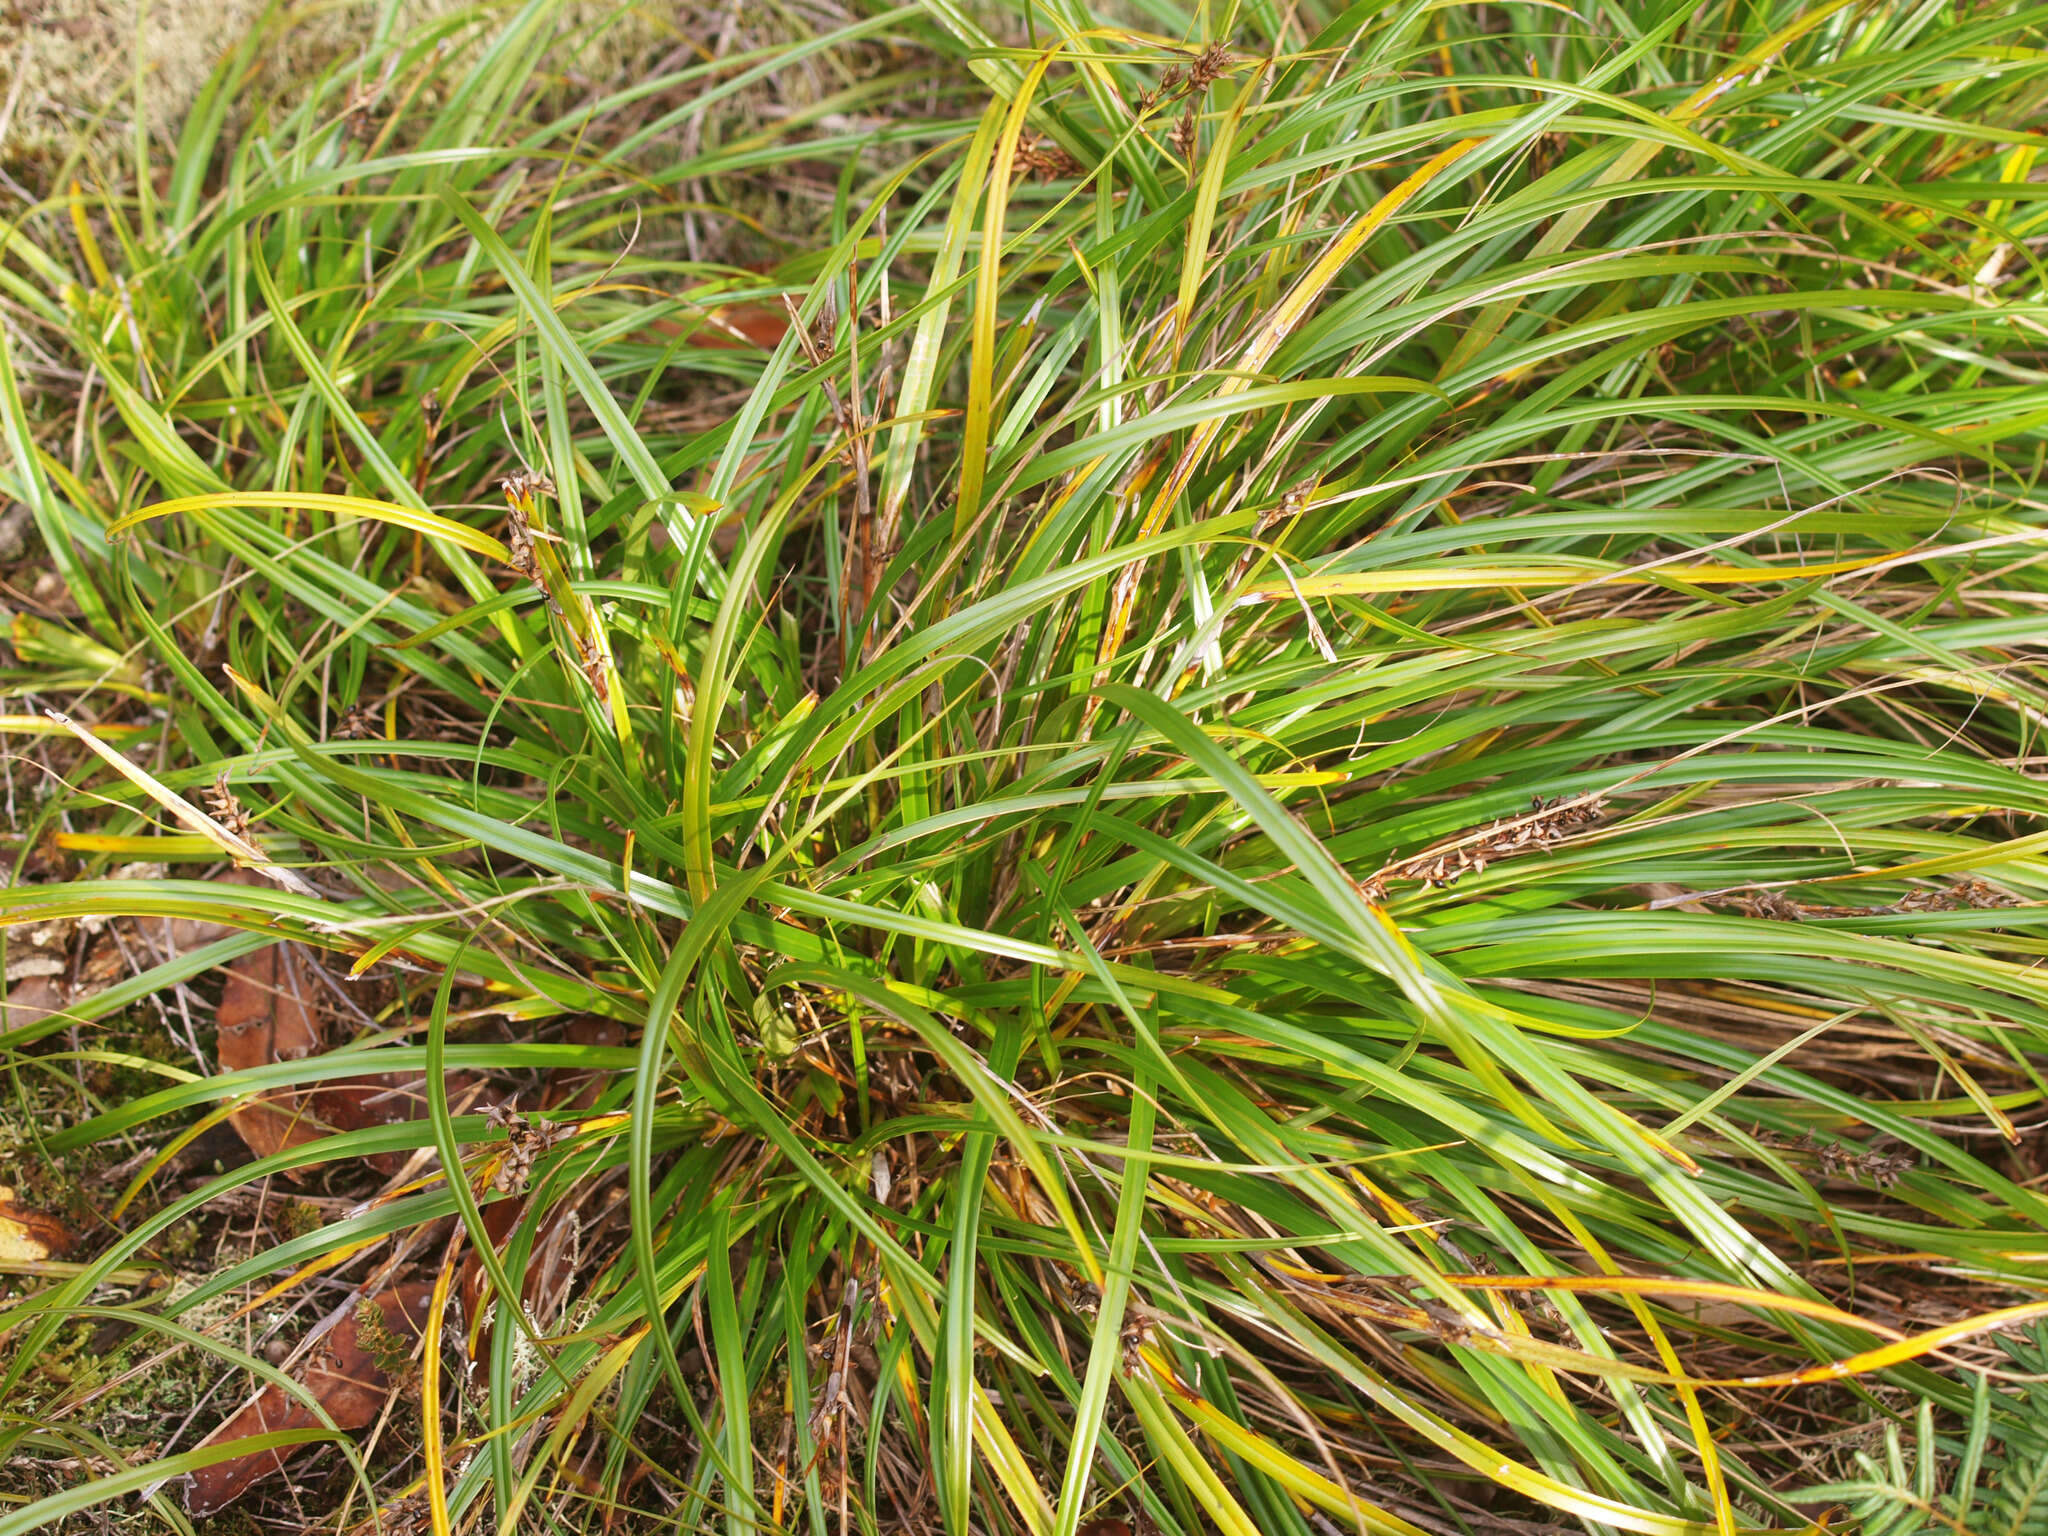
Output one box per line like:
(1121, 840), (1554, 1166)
(182, 1281), (439, 1517)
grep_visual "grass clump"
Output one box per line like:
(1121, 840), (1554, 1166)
(5, 0), (2048, 1532)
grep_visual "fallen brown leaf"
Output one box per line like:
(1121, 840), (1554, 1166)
(211, 934), (486, 1177)
(645, 301), (790, 352)
(4, 868), (271, 1041)
(0, 1185), (73, 1262)
(182, 1280), (438, 1517)
(317, 1068), (483, 1178)
(215, 941), (326, 1171)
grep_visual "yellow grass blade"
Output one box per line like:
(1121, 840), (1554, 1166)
(1091, 138), (1481, 705)
(42, 709), (323, 900)
(1247, 554), (1885, 599)
(0, 716), (144, 738)
(108, 491), (512, 563)
(959, 46), (1069, 533)
(972, 1383), (1056, 1536)
(421, 1257), (457, 1536)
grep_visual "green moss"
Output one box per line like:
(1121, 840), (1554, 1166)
(2, 1006), (192, 1212)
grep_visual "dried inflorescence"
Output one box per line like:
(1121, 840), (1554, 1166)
(500, 470), (573, 632)
(1011, 131), (1081, 182)
(1753, 1128), (1917, 1188)
(1362, 794), (1605, 902)
(1132, 41), (1236, 117)
(504, 505), (540, 585)
(1132, 66), (1185, 116)
(1185, 41), (1233, 92)
(484, 1101), (574, 1194)
(1118, 1304), (1158, 1371)
(572, 630), (612, 704)
(1732, 889), (1807, 921)
(1051, 1261), (1103, 1318)
(500, 469), (556, 509)
(332, 702), (382, 741)
(500, 470), (556, 580)
(1895, 878), (2019, 911)
(202, 770), (252, 840)
(1721, 878), (2022, 921)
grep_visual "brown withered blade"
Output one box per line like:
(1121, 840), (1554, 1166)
(182, 1280), (438, 1516)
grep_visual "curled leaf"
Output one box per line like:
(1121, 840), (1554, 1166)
(0, 1185), (73, 1263)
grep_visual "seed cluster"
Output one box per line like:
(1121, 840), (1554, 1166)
(1132, 41), (1234, 115)
(484, 1102), (574, 1195)
(1752, 1128), (1918, 1188)
(1722, 878), (2020, 921)
(1011, 132), (1081, 183)
(1362, 794), (1605, 903)
(202, 771), (252, 841)
(500, 471), (557, 588)
(1131, 41), (1236, 171)
(1895, 878), (2019, 911)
